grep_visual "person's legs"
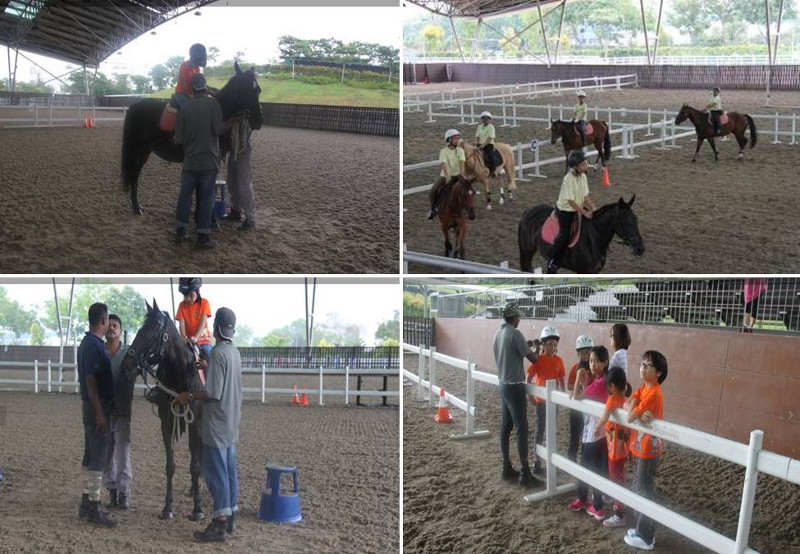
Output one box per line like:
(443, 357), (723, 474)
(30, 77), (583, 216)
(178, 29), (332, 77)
(102, 414), (118, 499)
(226, 445), (239, 517)
(497, 385), (514, 468)
(235, 143), (255, 226)
(548, 210), (576, 272)
(576, 441), (590, 503)
(632, 456), (659, 544)
(608, 457), (626, 517)
(578, 120), (587, 146)
(427, 177), (446, 218)
(568, 409), (583, 461)
(198, 344), (212, 360)
(202, 444), (232, 519)
(115, 417), (132, 503)
(84, 401), (117, 527)
(176, 170), (198, 237)
(195, 170), (217, 239)
(589, 439), (608, 511)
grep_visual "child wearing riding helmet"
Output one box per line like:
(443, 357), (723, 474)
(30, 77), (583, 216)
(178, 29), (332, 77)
(594, 367), (632, 528)
(475, 111), (498, 177)
(547, 149), (597, 274)
(426, 129), (466, 220)
(624, 350), (668, 551)
(176, 278), (213, 362)
(609, 323), (631, 377)
(569, 345), (610, 520)
(574, 91), (589, 146)
(526, 325), (566, 474)
(705, 87), (723, 136)
(567, 335), (594, 461)
(175, 44), (207, 108)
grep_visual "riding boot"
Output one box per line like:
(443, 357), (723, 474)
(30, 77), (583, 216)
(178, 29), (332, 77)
(105, 488), (118, 509)
(175, 227), (188, 244)
(79, 493), (91, 519)
(221, 208), (242, 222)
(194, 518), (228, 542)
(546, 259), (559, 274)
(501, 461), (520, 482)
(519, 466), (542, 489)
(86, 501), (118, 528)
(118, 493), (130, 510)
(579, 129), (587, 147)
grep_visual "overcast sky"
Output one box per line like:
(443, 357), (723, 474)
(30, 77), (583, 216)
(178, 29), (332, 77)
(1, 278), (399, 344)
(3, 3), (401, 88)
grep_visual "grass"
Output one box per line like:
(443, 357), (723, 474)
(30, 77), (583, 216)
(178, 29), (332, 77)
(150, 76), (398, 108)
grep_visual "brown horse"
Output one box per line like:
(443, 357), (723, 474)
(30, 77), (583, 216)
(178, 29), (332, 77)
(436, 176), (477, 259)
(461, 142), (516, 210)
(551, 119), (611, 171)
(675, 104), (757, 162)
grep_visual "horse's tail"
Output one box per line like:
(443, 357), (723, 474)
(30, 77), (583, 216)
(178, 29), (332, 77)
(518, 205), (549, 272)
(746, 114), (757, 148)
(121, 108), (135, 192)
(603, 123), (612, 162)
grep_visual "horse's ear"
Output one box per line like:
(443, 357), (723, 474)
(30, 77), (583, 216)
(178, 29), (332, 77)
(618, 197), (626, 208)
(628, 194), (636, 208)
(152, 298), (160, 313)
(145, 300), (152, 314)
(234, 61), (242, 76)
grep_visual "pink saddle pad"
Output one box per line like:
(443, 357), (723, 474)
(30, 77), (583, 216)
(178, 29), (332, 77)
(585, 122), (594, 135)
(541, 213), (580, 247)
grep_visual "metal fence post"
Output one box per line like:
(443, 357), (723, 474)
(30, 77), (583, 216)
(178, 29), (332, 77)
(345, 365), (350, 405)
(646, 108), (653, 136)
(47, 360), (52, 393)
(428, 347), (437, 408)
(318, 365), (324, 406)
(417, 343), (426, 402)
(261, 364), (265, 404)
(427, 100), (434, 123)
(545, 380), (558, 494)
(773, 113), (781, 144)
(34, 360), (39, 393)
(733, 430), (763, 553)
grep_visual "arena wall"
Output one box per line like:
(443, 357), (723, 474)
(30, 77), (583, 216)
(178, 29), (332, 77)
(403, 62), (800, 90)
(431, 318), (800, 459)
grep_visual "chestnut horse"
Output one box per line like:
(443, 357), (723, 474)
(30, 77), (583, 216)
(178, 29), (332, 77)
(435, 176), (477, 259)
(551, 119), (612, 171)
(461, 142), (516, 210)
(675, 104), (757, 162)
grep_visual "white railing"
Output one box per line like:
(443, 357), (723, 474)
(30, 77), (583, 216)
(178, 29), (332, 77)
(402, 343), (800, 554)
(402, 245), (524, 274)
(404, 54), (800, 66)
(0, 360), (399, 406)
(0, 105), (128, 128)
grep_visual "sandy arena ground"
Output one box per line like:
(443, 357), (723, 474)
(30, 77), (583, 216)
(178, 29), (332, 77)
(403, 87), (800, 273)
(0, 390), (399, 553)
(402, 354), (800, 554)
(0, 123), (398, 273)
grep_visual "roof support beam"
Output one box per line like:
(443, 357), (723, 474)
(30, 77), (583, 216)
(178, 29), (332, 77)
(639, 0), (651, 64)
(481, 18), (547, 64)
(652, 0), (664, 63)
(470, 17), (483, 61)
(536, 0), (551, 66)
(15, 49), (83, 95)
(772, 0), (785, 65)
(449, 15), (465, 62)
(6, 45), (18, 94)
(555, 0), (566, 63)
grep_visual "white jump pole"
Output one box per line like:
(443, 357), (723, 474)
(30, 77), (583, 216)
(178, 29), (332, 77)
(416, 343), (427, 402)
(791, 114), (797, 145)
(47, 360), (52, 393)
(318, 365), (324, 406)
(773, 113), (781, 144)
(646, 108), (653, 136)
(345, 365), (350, 406)
(427, 100), (434, 123)
(34, 360), (39, 393)
(733, 430), (763, 553)
(261, 364), (265, 404)
(544, 380), (558, 493)
(428, 347), (438, 408)
(451, 357), (490, 440)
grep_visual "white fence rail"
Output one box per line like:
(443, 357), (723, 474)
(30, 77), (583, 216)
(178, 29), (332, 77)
(0, 105), (128, 128)
(402, 246), (524, 274)
(0, 360), (399, 405)
(405, 54), (800, 66)
(402, 343), (800, 554)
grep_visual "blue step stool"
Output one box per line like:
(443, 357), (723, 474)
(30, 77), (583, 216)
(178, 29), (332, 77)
(258, 463), (302, 523)
(213, 179), (227, 219)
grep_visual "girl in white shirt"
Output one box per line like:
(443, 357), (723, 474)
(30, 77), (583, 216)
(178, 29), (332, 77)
(609, 323), (631, 377)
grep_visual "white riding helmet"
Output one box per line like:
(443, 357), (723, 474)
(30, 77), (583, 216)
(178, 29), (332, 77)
(540, 325), (560, 342)
(575, 335), (593, 350)
(480, 111), (492, 119)
(444, 128), (461, 142)
(577, 91), (587, 97)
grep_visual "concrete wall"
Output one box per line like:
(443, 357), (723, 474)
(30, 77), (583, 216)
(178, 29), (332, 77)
(433, 318), (800, 459)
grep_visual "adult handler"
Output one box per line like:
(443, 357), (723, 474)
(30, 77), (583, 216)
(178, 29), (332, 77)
(77, 303), (117, 528)
(176, 307), (242, 542)
(493, 302), (540, 488)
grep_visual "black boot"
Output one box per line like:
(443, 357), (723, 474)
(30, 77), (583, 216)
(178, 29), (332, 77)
(519, 466), (542, 489)
(221, 209), (242, 222)
(238, 219), (255, 232)
(226, 513), (236, 533)
(196, 234), (217, 250)
(86, 500), (118, 528)
(175, 227), (188, 244)
(79, 493), (91, 519)
(501, 462), (519, 482)
(105, 488), (117, 509)
(118, 493), (130, 510)
(194, 518), (227, 542)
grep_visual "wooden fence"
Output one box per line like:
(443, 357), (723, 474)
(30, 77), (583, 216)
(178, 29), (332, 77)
(261, 103), (399, 136)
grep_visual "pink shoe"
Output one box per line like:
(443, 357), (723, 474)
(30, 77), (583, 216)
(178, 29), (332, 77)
(587, 505), (605, 520)
(569, 498), (589, 512)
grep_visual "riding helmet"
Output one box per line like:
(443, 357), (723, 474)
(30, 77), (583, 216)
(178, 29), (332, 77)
(178, 277), (202, 295)
(576, 91), (587, 97)
(480, 111), (492, 119)
(540, 325), (560, 342)
(575, 335), (594, 350)
(444, 129), (461, 142)
(567, 149), (588, 167)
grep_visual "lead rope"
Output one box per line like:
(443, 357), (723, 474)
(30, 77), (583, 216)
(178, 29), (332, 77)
(150, 376), (195, 445)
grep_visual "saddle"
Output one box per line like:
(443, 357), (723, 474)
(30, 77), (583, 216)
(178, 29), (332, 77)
(574, 121), (594, 144)
(706, 112), (728, 134)
(541, 210), (582, 248)
(159, 103), (179, 133)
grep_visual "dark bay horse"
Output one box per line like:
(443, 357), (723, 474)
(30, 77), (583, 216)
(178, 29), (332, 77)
(551, 119), (611, 170)
(120, 300), (205, 521)
(436, 176), (477, 259)
(121, 62), (264, 214)
(675, 104), (757, 162)
(518, 196), (644, 273)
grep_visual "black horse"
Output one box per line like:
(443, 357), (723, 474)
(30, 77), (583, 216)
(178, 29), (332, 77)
(121, 62), (264, 214)
(518, 196), (645, 273)
(120, 299), (206, 521)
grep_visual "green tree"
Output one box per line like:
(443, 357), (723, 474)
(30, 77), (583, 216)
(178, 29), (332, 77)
(149, 64), (171, 89)
(423, 23), (446, 54)
(113, 73), (132, 93)
(43, 284), (148, 338)
(29, 321), (45, 346)
(403, 292), (425, 318)
(259, 333), (289, 347)
(314, 314), (364, 346)
(375, 310), (399, 345)
(207, 46), (220, 78)
(563, 0), (640, 52)
(130, 74), (151, 94)
(233, 324), (255, 347)
(670, 0), (715, 45)
(164, 55), (184, 80)
(0, 288), (37, 343)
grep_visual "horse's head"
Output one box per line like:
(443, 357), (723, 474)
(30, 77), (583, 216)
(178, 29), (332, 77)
(220, 61), (264, 130)
(675, 104), (690, 125)
(120, 299), (175, 384)
(458, 177), (477, 221)
(612, 195), (645, 257)
(550, 119), (561, 144)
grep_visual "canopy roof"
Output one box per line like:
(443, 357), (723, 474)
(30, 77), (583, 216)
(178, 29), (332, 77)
(0, 0), (214, 66)
(407, 0), (563, 19)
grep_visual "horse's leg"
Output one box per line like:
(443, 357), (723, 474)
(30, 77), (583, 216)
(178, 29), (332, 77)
(159, 404), (175, 520)
(692, 137), (704, 163)
(442, 222), (452, 258)
(708, 137), (719, 161)
(498, 175), (505, 206)
(736, 130), (747, 160)
(187, 419), (205, 521)
(481, 176), (492, 210)
(457, 221), (466, 260)
(130, 149), (150, 215)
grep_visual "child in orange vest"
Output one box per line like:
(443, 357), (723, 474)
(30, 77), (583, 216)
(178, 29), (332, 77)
(623, 350), (668, 551)
(567, 335), (593, 461)
(594, 366), (632, 528)
(526, 325), (566, 474)
(568, 345), (609, 520)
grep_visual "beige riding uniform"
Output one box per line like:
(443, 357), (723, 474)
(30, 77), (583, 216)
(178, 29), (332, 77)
(475, 123), (496, 146)
(439, 146), (465, 178)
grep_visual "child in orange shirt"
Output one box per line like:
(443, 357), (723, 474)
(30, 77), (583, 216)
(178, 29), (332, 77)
(567, 335), (593, 461)
(623, 350), (668, 551)
(176, 278), (213, 361)
(526, 325), (566, 474)
(594, 367), (632, 528)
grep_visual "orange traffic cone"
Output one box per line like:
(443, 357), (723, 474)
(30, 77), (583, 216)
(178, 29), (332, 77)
(434, 388), (454, 424)
(602, 166), (611, 187)
(301, 391), (309, 407)
(89, 117), (95, 128)
(291, 385), (300, 405)
(82, 118), (88, 128)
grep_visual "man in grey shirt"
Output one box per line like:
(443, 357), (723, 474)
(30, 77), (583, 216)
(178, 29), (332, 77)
(174, 72), (225, 249)
(102, 314), (133, 510)
(176, 307), (242, 542)
(493, 302), (539, 488)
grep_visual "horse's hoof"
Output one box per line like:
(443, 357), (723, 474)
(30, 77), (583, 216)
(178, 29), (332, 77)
(188, 512), (205, 522)
(133, 205), (143, 215)
(159, 510), (174, 520)
(499, 197), (505, 206)
(486, 203), (492, 210)
(474, 190), (481, 196)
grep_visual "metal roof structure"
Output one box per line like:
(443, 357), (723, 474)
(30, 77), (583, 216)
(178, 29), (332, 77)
(407, 0), (562, 19)
(1, 0), (214, 66)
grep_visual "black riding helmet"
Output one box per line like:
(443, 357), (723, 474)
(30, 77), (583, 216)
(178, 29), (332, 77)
(189, 43), (207, 67)
(568, 149), (588, 168)
(178, 277), (202, 296)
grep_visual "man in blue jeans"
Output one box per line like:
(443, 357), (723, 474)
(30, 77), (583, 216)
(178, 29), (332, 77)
(176, 307), (242, 542)
(175, 72), (225, 249)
